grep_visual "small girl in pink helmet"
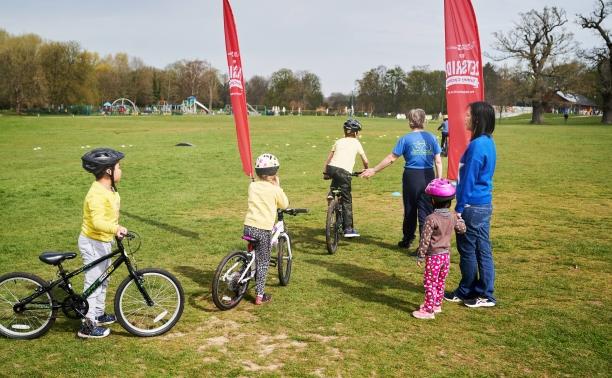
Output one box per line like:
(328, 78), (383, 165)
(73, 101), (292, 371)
(412, 179), (466, 319)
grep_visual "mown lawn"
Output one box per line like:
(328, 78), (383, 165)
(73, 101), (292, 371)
(0, 113), (610, 377)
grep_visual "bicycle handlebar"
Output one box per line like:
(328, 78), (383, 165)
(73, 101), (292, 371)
(280, 208), (309, 216)
(116, 231), (141, 254)
(323, 171), (363, 180)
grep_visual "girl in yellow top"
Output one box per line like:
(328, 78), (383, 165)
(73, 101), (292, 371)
(78, 148), (128, 338)
(244, 153), (289, 305)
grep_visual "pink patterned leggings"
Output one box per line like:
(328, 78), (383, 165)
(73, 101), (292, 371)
(422, 253), (450, 313)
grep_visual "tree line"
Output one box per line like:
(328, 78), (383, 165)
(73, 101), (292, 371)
(0, 1), (609, 123)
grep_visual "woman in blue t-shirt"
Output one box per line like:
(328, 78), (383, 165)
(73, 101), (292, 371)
(361, 109), (442, 248)
(444, 101), (497, 308)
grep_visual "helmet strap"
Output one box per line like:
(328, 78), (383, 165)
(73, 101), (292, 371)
(109, 167), (117, 192)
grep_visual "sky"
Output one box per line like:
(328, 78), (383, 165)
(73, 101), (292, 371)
(0, 0), (609, 96)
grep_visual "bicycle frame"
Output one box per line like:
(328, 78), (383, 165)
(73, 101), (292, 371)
(228, 217), (293, 286)
(15, 239), (153, 313)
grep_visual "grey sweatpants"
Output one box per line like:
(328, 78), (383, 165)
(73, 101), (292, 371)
(78, 234), (112, 322)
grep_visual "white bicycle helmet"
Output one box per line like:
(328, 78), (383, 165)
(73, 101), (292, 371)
(255, 153), (280, 176)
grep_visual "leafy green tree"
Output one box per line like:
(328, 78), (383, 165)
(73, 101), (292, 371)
(246, 75), (269, 105)
(265, 68), (298, 108)
(39, 41), (96, 107)
(0, 32), (46, 113)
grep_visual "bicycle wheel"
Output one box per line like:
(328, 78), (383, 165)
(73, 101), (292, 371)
(212, 251), (251, 310)
(0, 272), (56, 339)
(326, 199), (340, 254)
(277, 234), (292, 286)
(114, 268), (184, 337)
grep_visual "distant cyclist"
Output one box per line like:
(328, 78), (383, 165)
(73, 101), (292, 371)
(437, 117), (449, 156)
(322, 119), (369, 238)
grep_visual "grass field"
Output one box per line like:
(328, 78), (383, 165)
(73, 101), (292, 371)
(0, 113), (610, 377)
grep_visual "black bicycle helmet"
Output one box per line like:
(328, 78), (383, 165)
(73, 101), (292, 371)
(82, 148), (124, 190)
(343, 119), (362, 132)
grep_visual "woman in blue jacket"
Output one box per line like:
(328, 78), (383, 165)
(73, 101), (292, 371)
(445, 102), (497, 308)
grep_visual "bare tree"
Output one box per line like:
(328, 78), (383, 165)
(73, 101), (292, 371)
(578, 0), (612, 124)
(492, 7), (573, 124)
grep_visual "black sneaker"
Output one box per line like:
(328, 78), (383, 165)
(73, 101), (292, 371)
(464, 297), (496, 308)
(443, 292), (463, 303)
(77, 319), (110, 339)
(95, 313), (116, 325)
(397, 239), (412, 248)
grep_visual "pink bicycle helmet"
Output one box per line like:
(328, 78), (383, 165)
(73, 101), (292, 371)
(425, 178), (456, 201)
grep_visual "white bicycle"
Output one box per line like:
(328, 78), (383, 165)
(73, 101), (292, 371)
(211, 208), (308, 310)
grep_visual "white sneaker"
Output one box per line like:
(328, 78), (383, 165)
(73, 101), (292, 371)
(464, 297), (496, 308)
(343, 228), (360, 238)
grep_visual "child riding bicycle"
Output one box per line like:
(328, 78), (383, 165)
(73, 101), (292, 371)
(412, 179), (466, 319)
(322, 119), (369, 238)
(244, 153), (289, 305)
(78, 148), (128, 338)
(437, 117), (449, 157)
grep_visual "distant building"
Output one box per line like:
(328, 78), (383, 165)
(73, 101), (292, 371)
(546, 91), (598, 115)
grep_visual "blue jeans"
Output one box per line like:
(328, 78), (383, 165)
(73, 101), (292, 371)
(454, 204), (496, 302)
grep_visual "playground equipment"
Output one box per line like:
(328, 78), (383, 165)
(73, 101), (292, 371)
(109, 98), (139, 115)
(223, 103), (261, 116)
(152, 101), (172, 115)
(181, 96), (210, 114)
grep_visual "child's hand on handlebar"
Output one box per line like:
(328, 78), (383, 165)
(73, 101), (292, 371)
(116, 226), (128, 239)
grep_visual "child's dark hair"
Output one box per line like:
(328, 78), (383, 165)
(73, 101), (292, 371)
(432, 198), (452, 209)
(469, 101), (495, 140)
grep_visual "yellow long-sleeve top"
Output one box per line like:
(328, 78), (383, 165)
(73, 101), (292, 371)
(244, 180), (289, 230)
(81, 181), (120, 242)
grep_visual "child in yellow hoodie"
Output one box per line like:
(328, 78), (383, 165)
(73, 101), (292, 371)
(78, 148), (128, 338)
(244, 153), (289, 305)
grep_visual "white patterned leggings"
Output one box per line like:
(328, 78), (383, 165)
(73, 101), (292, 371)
(243, 225), (272, 296)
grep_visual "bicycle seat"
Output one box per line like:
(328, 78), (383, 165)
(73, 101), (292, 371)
(39, 252), (77, 265)
(242, 235), (258, 243)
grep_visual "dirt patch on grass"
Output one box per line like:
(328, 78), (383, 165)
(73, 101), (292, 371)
(242, 360), (284, 372)
(198, 335), (230, 353)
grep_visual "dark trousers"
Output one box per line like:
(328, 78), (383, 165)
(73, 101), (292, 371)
(441, 132), (448, 152)
(326, 165), (353, 230)
(401, 168), (435, 243)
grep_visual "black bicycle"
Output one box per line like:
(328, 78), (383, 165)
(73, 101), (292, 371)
(0, 232), (184, 339)
(324, 171), (362, 254)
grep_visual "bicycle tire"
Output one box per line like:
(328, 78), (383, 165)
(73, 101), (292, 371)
(211, 251), (251, 310)
(277, 234), (292, 286)
(114, 268), (184, 337)
(326, 199), (340, 254)
(0, 272), (56, 339)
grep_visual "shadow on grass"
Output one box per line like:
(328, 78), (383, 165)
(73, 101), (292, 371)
(174, 265), (215, 312)
(304, 257), (420, 312)
(288, 225), (399, 255)
(123, 211), (200, 239)
(319, 278), (417, 313)
(304, 258), (420, 293)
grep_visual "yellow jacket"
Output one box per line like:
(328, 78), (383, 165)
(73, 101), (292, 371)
(81, 181), (120, 242)
(244, 180), (289, 230)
